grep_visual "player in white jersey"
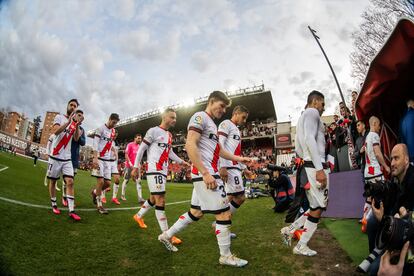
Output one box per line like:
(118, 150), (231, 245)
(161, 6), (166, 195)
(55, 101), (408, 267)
(91, 113), (120, 214)
(217, 105), (253, 237)
(158, 91), (251, 267)
(280, 91), (329, 256)
(364, 116), (390, 181)
(101, 129), (121, 204)
(131, 108), (189, 245)
(46, 99), (84, 221)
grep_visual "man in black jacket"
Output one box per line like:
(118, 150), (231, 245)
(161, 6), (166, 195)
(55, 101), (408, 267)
(365, 144), (414, 275)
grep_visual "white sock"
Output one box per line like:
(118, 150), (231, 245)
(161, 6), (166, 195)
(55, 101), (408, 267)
(216, 220), (232, 257)
(229, 200), (240, 215)
(112, 183), (119, 199)
(102, 190), (106, 198)
(298, 216), (319, 247)
(121, 179), (128, 197)
(51, 197), (57, 207)
(67, 195), (75, 212)
(289, 211), (309, 233)
(155, 206), (169, 232)
(96, 195), (102, 208)
(166, 212), (198, 238)
(136, 180), (142, 200)
(137, 200), (154, 218)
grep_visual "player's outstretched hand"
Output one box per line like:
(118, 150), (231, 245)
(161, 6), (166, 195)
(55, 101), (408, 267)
(219, 167), (228, 183)
(238, 156), (252, 165)
(379, 241), (409, 276)
(69, 111), (76, 122)
(203, 173), (217, 190)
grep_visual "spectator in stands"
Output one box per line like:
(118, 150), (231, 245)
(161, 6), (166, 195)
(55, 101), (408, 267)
(400, 98), (414, 163)
(366, 144), (414, 275)
(354, 120), (368, 171)
(351, 90), (359, 116)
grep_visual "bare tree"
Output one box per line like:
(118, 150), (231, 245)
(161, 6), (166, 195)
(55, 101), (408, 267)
(350, 0), (414, 83)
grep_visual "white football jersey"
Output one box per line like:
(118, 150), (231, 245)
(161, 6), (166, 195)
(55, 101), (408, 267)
(364, 131), (382, 177)
(94, 124), (116, 161)
(143, 126), (173, 175)
(110, 143), (119, 161)
(188, 111), (220, 176)
(295, 108), (326, 170)
(50, 114), (77, 161)
(218, 119), (243, 169)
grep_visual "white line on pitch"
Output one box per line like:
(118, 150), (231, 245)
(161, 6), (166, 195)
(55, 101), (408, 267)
(0, 166), (9, 173)
(0, 196), (189, 211)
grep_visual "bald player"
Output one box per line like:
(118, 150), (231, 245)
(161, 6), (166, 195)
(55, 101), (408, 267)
(364, 116), (390, 181)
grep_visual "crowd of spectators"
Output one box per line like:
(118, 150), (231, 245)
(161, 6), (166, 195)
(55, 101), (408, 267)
(240, 120), (276, 138)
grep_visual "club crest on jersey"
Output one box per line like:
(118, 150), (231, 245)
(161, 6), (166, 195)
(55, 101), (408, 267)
(194, 115), (202, 125)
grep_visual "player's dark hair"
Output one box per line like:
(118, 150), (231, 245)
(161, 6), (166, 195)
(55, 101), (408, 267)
(307, 90), (324, 105)
(134, 133), (141, 138)
(208, 91), (231, 106)
(163, 108), (176, 115)
(232, 105), (249, 115)
(75, 109), (83, 114)
(68, 99), (79, 107)
(109, 113), (120, 121)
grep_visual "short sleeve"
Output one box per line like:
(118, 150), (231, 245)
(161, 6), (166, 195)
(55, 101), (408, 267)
(187, 112), (204, 134)
(143, 128), (154, 145)
(218, 121), (230, 137)
(95, 126), (103, 138)
(372, 133), (380, 146)
(53, 114), (63, 126)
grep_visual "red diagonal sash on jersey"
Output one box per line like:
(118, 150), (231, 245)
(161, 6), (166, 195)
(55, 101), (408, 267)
(232, 142), (241, 165)
(100, 128), (116, 158)
(156, 132), (172, 171)
(52, 121), (77, 156)
(211, 143), (220, 172)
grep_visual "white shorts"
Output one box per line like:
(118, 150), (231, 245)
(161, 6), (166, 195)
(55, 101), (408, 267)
(225, 169), (245, 196)
(91, 159), (112, 181)
(147, 172), (166, 195)
(111, 161), (119, 175)
(304, 167), (330, 210)
(47, 158), (74, 180)
(190, 175), (229, 214)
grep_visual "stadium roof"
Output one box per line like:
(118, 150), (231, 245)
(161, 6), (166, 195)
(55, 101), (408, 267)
(102, 85), (277, 141)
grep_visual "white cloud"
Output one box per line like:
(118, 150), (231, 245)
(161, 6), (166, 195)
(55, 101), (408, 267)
(0, 0), (372, 133)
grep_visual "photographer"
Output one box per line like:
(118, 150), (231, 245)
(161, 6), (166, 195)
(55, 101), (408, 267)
(267, 165), (294, 213)
(366, 144), (414, 275)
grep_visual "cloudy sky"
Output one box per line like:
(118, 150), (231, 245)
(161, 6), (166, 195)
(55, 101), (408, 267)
(0, 0), (370, 131)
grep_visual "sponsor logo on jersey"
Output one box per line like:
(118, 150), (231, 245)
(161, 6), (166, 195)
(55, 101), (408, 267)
(209, 133), (218, 142)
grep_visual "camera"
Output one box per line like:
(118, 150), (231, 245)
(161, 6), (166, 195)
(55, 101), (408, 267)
(376, 213), (414, 252)
(363, 180), (392, 210)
